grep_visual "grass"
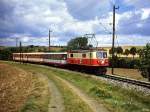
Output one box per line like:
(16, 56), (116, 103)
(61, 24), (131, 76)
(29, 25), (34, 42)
(5, 61), (150, 112)
(7, 62), (93, 112)
(0, 61), (50, 112)
(51, 69), (150, 112)
(49, 74), (93, 112)
(21, 73), (50, 112)
(0, 63), (33, 112)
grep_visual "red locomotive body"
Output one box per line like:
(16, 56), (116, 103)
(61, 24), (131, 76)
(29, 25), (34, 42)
(67, 50), (109, 66)
(67, 50), (109, 74)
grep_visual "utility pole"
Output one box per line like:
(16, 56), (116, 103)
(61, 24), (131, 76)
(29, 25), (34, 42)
(111, 5), (119, 75)
(49, 29), (52, 52)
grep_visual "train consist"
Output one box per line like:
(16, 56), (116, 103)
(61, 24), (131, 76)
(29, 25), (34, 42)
(13, 50), (109, 75)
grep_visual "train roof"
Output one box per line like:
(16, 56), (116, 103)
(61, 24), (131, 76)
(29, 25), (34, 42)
(13, 52), (67, 55)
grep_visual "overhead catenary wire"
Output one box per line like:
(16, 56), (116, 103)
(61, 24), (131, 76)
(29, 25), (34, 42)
(115, 35), (120, 47)
(99, 22), (112, 34)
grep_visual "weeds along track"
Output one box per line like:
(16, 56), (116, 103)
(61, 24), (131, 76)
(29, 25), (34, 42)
(47, 65), (150, 89)
(58, 66), (150, 89)
(100, 74), (150, 89)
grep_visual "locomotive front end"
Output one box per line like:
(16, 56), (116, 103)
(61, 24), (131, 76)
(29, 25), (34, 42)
(96, 51), (109, 67)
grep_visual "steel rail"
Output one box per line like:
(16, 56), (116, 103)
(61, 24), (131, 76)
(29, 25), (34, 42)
(100, 74), (150, 89)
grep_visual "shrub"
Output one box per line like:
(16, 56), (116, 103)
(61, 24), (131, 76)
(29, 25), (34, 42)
(109, 57), (140, 68)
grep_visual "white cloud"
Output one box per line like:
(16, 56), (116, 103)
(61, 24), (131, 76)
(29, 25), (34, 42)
(141, 8), (150, 20)
(0, 0), (150, 46)
(123, 0), (150, 8)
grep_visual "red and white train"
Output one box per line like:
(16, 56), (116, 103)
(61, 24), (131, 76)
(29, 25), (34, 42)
(13, 50), (109, 75)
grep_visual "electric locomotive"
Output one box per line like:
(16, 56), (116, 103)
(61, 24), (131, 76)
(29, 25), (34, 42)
(67, 49), (109, 74)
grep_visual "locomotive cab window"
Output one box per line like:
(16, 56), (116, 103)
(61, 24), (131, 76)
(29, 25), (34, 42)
(97, 52), (107, 58)
(103, 52), (107, 58)
(97, 52), (103, 58)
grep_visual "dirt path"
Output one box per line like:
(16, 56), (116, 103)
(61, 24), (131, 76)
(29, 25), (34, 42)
(54, 75), (109, 112)
(41, 74), (64, 112)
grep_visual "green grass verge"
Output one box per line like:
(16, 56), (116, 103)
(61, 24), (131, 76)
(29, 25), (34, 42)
(51, 68), (150, 112)
(6, 61), (150, 112)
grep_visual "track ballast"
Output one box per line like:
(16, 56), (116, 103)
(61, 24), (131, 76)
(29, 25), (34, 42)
(99, 74), (150, 89)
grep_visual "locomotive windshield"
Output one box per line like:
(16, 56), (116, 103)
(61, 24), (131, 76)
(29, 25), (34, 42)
(97, 51), (107, 59)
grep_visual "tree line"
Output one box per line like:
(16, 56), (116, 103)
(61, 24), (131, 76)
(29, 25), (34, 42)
(109, 46), (140, 59)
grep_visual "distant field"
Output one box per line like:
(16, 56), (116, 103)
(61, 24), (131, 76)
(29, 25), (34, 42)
(107, 68), (147, 81)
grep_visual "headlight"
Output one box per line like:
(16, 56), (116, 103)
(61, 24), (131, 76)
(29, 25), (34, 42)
(101, 60), (105, 64)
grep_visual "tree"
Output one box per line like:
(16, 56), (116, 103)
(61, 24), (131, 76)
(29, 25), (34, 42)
(67, 37), (88, 50)
(130, 47), (137, 59)
(116, 46), (123, 57)
(109, 47), (117, 55)
(138, 43), (150, 81)
(137, 49), (142, 57)
(124, 49), (130, 57)
(0, 48), (13, 60)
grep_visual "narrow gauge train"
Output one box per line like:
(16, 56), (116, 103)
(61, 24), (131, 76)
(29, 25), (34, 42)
(13, 50), (109, 75)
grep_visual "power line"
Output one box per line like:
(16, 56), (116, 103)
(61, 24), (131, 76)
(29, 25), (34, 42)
(84, 33), (98, 48)
(99, 22), (112, 34)
(115, 35), (120, 47)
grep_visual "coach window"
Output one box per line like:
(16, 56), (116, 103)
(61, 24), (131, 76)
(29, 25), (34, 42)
(70, 54), (73, 58)
(82, 54), (86, 58)
(63, 54), (67, 60)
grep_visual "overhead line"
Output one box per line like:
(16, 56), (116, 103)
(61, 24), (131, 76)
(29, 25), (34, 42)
(99, 22), (112, 34)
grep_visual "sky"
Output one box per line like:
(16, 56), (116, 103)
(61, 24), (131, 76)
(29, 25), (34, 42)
(0, 0), (150, 47)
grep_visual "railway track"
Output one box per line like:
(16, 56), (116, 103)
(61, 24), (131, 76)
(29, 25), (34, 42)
(100, 74), (150, 89)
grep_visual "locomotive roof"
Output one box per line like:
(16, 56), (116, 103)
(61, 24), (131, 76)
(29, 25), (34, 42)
(68, 49), (106, 53)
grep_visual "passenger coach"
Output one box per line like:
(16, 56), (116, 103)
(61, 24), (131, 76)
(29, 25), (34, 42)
(13, 52), (67, 66)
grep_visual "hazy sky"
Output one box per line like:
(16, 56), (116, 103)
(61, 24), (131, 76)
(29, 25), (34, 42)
(0, 0), (150, 46)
